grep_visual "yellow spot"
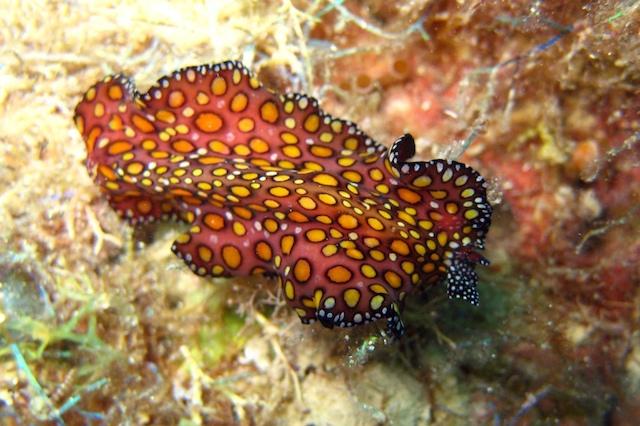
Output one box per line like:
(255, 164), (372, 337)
(85, 87), (96, 101)
(255, 241), (273, 261)
(260, 101), (279, 123)
(195, 112), (223, 133)
(156, 109), (176, 124)
(363, 237), (380, 248)
(367, 217), (384, 231)
(198, 246), (213, 262)
(369, 284), (387, 294)
(418, 220), (433, 231)
(430, 190), (448, 199)
(310, 145), (333, 158)
(322, 244), (338, 257)
(312, 174), (338, 187)
(346, 249), (364, 260)
(263, 218), (278, 233)
(285, 280), (295, 300)
(464, 209), (479, 219)
(446, 203), (459, 214)
(303, 114), (320, 132)
(232, 69), (242, 84)
(197, 182), (212, 191)
(343, 289), (361, 308)
(318, 193), (337, 205)
(222, 245), (242, 269)
(412, 176), (432, 187)
(293, 259), (311, 283)
(391, 240), (410, 256)
(455, 175), (469, 186)
(327, 265), (352, 283)
(401, 261), (415, 274)
(108, 84), (123, 100)
(361, 264), (377, 278)
(106, 115), (123, 131)
(203, 213), (225, 230)
(342, 170), (362, 183)
(211, 76), (227, 95)
(384, 271), (402, 288)
(172, 140), (195, 153)
(397, 211), (416, 225)
(343, 137), (359, 150)
(305, 229), (327, 243)
(337, 157), (356, 167)
(369, 168), (384, 181)
(280, 235), (295, 255)
(437, 231), (448, 246)
(168, 90), (185, 108)
(193, 91), (208, 105)
(280, 132), (298, 144)
(320, 132), (333, 142)
(126, 162), (144, 175)
(337, 214), (358, 230)
(231, 186), (251, 198)
(264, 199), (280, 209)
(175, 233), (191, 244)
(269, 186), (290, 198)
(340, 241), (356, 249)
(370, 249), (385, 261)
(298, 196), (317, 210)
(151, 151), (169, 158)
(208, 140), (230, 155)
(284, 117), (296, 129)
(375, 183), (390, 194)
(94, 102), (105, 118)
(378, 210), (391, 220)
(313, 289), (324, 308)
(461, 188), (475, 198)
(230, 92), (248, 112)
(182, 106), (194, 117)
(249, 76), (260, 89)
(233, 144), (251, 156)
(283, 100), (294, 113)
(282, 145), (302, 158)
(370, 295), (384, 310)
(237, 117), (255, 132)
(249, 137), (270, 153)
(198, 156), (224, 165)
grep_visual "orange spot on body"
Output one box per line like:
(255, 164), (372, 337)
(132, 114), (155, 133)
(203, 213), (225, 230)
(195, 112), (223, 133)
(168, 90), (185, 108)
(107, 141), (133, 155)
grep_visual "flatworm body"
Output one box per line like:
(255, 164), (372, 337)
(74, 61), (492, 337)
